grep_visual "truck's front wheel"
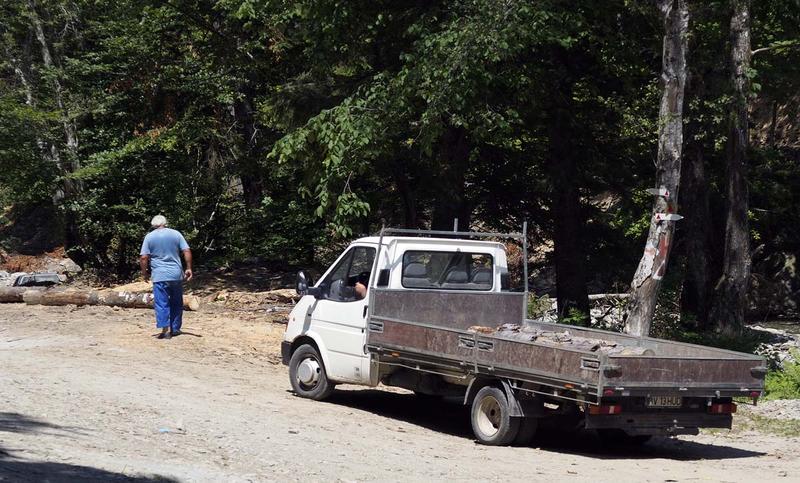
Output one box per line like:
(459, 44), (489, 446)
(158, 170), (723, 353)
(289, 344), (335, 401)
(471, 386), (520, 445)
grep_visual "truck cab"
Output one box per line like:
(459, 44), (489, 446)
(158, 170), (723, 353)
(282, 235), (509, 392)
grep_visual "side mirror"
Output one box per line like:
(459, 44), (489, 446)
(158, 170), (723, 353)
(376, 268), (390, 287)
(306, 286), (324, 299)
(296, 271), (312, 295)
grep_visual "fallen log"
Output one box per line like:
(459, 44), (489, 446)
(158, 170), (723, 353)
(19, 289), (200, 311)
(0, 286), (44, 303)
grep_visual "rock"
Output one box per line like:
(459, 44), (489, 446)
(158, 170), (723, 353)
(43, 257), (82, 275)
(751, 325), (800, 369)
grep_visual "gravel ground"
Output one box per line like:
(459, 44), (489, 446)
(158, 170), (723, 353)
(2, 303), (800, 482)
(748, 399), (800, 420)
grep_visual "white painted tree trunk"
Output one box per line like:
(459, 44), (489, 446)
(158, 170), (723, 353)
(625, 0), (689, 337)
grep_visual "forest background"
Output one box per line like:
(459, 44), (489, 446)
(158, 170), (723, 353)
(1, 0), (799, 343)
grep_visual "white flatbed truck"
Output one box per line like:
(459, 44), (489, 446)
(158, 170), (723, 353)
(281, 228), (766, 445)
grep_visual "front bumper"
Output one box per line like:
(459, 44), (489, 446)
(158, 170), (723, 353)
(281, 341), (292, 366)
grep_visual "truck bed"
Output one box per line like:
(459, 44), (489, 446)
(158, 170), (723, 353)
(366, 289), (766, 403)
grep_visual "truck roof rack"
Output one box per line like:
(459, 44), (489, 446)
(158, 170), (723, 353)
(379, 227), (525, 240)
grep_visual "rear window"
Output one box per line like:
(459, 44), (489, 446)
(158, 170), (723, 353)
(401, 250), (493, 291)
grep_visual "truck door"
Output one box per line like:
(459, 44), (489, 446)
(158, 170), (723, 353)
(310, 245), (375, 383)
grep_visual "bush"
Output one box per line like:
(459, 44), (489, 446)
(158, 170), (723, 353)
(764, 352), (800, 400)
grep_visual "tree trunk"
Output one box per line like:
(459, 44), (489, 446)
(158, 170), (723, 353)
(547, 77), (589, 325)
(710, 0), (752, 335)
(18, 289), (201, 311)
(392, 163), (418, 228)
(431, 127), (471, 231)
(0, 287), (44, 303)
(679, 141), (714, 329)
(27, 0), (82, 194)
(233, 89), (265, 207)
(625, 0), (689, 336)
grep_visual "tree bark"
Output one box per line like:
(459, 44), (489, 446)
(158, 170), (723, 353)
(233, 89), (265, 207)
(625, 0), (689, 336)
(431, 127), (471, 231)
(547, 75), (589, 325)
(392, 162), (418, 228)
(17, 289), (201, 311)
(0, 287), (44, 303)
(710, 0), (752, 335)
(679, 140), (715, 329)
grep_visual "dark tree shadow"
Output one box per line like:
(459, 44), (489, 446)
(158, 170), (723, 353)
(0, 412), (178, 482)
(320, 389), (767, 461)
(0, 412), (86, 437)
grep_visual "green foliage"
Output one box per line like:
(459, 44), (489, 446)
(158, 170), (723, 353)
(764, 354), (800, 400)
(560, 308), (590, 327)
(527, 295), (553, 319)
(0, 0), (798, 328)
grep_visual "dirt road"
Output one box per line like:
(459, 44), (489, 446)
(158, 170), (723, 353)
(1, 304), (798, 482)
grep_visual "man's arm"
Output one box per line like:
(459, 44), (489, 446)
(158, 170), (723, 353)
(139, 255), (150, 281)
(182, 249), (193, 281)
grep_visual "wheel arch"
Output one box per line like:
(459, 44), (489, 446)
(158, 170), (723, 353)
(288, 332), (334, 379)
(464, 377), (525, 418)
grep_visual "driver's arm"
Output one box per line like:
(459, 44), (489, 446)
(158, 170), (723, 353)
(355, 282), (367, 300)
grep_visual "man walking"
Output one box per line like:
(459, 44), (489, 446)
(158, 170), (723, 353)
(140, 215), (193, 339)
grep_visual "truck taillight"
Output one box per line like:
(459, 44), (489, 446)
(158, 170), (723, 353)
(589, 404), (622, 415)
(708, 403), (737, 414)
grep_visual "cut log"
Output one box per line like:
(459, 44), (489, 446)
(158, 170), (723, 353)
(0, 287), (44, 303)
(19, 289), (200, 311)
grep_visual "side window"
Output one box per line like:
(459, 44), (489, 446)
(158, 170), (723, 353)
(320, 246), (375, 302)
(401, 251), (493, 291)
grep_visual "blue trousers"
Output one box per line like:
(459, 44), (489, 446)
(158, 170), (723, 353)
(153, 280), (183, 332)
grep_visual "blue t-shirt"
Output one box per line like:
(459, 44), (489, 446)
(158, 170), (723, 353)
(140, 228), (190, 282)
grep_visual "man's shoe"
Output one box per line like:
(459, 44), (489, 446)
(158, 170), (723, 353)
(170, 330), (182, 337)
(157, 331), (171, 339)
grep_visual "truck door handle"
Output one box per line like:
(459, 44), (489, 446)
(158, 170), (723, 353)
(363, 305), (368, 318)
(476, 340), (494, 352)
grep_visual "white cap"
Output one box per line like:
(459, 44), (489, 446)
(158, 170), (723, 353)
(151, 215), (167, 227)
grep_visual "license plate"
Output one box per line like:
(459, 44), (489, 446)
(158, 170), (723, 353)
(646, 396), (682, 408)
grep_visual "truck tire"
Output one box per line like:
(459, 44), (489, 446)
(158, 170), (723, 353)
(289, 344), (335, 401)
(470, 386), (520, 445)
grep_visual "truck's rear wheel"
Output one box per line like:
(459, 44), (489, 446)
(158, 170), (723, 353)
(471, 386), (520, 445)
(289, 344), (335, 401)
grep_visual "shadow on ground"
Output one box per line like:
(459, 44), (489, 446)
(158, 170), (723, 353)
(323, 389), (766, 461)
(0, 412), (177, 482)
